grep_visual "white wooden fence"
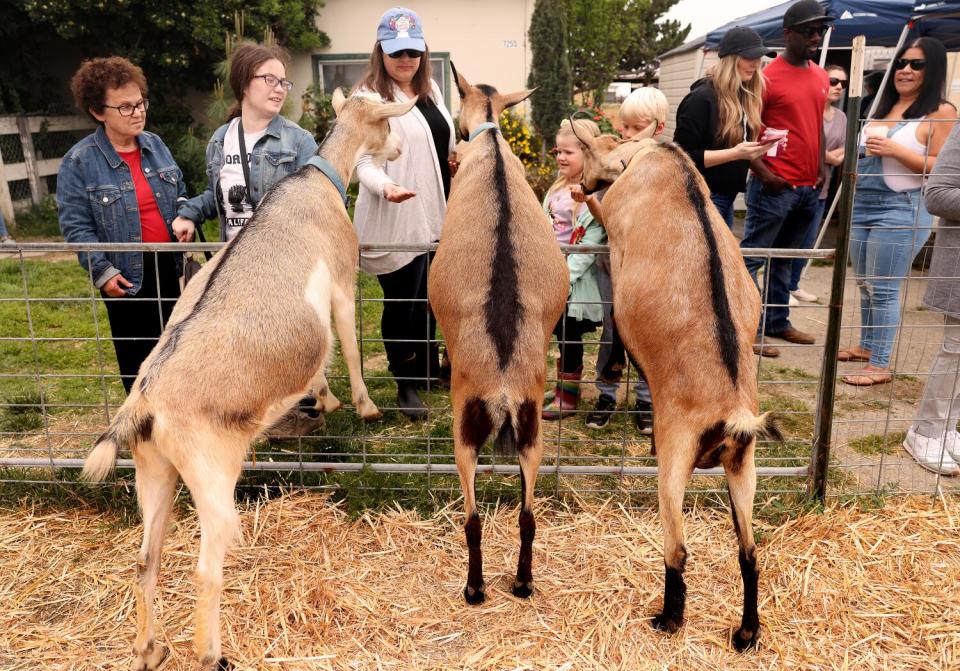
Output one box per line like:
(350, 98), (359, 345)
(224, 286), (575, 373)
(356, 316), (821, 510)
(0, 115), (95, 227)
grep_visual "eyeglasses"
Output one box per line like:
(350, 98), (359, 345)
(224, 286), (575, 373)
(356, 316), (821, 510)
(103, 99), (149, 117)
(386, 49), (423, 59)
(829, 77), (848, 88)
(793, 24), (829, 38)
(252, 74), (294, 92)
(894, 58), (927, 71)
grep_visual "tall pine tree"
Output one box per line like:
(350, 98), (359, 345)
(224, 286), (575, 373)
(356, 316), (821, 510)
(527, 0), (573, 153)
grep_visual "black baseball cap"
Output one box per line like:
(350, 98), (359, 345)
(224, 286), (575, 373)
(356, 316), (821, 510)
(718, 26), (776, 59)
(783, 0), (836, 29)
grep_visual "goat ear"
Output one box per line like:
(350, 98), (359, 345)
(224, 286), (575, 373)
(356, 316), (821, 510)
(635, 122), (657, 141)
(331, 88), (347, 117)
(499, 87), (536, 110)
(371, 97), (417, 120)
(450, 61), (470, 99)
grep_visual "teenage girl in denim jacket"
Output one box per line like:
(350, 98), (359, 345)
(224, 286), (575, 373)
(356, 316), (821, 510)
(176, 43), (317, 242)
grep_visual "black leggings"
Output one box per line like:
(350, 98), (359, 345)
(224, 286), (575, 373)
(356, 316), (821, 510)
(103, 252), (180, 394)
(376, 252), (437, 382)
(553, 312), (600, 374)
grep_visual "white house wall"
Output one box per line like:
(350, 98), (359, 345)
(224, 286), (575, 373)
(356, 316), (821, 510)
(291, 0), (535, 117)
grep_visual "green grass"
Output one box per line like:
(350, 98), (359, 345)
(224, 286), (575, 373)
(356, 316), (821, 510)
(848, 431), (906, 456)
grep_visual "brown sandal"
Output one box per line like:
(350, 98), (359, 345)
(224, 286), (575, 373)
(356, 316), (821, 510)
(842, 367), (892, 386)
(838, 348), (871, 362)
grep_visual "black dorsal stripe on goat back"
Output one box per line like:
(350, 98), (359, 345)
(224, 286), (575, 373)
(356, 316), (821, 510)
(665, 145), (740, 387)
(482, 126), (523, 370)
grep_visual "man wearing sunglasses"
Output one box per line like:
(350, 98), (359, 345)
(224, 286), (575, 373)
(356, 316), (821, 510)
(741, 0), (834, 356)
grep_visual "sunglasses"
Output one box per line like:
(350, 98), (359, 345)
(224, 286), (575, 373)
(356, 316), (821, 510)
(792, 24), (829, 38)
(829, 77), (848, 88)
(894, 58), (927, 71)
(386, 49), (423, 59)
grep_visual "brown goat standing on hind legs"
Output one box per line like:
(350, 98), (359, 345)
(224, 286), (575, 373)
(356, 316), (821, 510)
(81, 90), (414, 671)
(429, 65), (567, 604)
(574, 129), (782, 651)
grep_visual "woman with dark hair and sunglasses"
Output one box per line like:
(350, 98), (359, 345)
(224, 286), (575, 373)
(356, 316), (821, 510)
(177, 42), (319, 435)
(841, 37), (958, 386)
(352, 7), (456, 419)
(57, 57), (193, 394)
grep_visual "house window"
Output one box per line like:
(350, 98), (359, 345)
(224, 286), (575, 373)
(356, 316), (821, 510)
(313, 53), (450, 108)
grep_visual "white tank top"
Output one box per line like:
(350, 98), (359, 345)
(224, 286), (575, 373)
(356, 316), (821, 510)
(861, 119), (928, 192)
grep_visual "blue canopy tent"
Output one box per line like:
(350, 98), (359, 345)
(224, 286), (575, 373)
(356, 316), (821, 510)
(912, 1), (960, 50)
(704, 0), (915, 50)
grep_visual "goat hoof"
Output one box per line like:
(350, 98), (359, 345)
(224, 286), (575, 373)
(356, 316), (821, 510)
(463, 583), (486, 605)
(217, 658), (234, 671)
(132, 641), (168, 671)
(511, 580), (534, 599)
(319, 394), (342, 414)
(357, 401), (382, 421)
(732, 625), (759, 651)
(651, 612), (683, 634)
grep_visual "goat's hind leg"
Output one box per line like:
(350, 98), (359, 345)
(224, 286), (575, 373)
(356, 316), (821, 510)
(332, 283), (380, 419)
(179, 437), (244, 670)
(513, 399), (541, 598)
(724, 445), (760, 651)
(651, 427), (697, 634)
(455, 397), (491, 604)
(131, 443), (178, 671)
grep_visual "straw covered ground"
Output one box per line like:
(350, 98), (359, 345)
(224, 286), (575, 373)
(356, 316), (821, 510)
(3, 493), (959, 670)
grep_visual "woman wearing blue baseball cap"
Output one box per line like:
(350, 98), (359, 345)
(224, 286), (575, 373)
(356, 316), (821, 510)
(352, 7), (456, 419)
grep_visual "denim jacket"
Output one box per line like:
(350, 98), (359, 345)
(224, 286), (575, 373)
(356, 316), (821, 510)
(57, 126), (187, 293)
(177, 115), (318, 240)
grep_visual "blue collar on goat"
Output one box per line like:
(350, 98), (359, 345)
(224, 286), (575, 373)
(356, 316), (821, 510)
(468, 122), (501, 142)
(306, 155), (349, 206)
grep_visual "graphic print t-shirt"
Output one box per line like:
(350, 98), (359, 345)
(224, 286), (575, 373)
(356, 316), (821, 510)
(219, 118), (267, 241)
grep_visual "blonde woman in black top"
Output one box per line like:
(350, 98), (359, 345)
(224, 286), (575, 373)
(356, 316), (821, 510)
(674, 27), (776, 228)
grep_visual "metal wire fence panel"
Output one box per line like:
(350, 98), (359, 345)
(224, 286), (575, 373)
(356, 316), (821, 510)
(825, 116), (960, 498)
(2, 157), (959, 503)
(0, 133), (23, 164)
(0, 240), (824, 502)
(7, 180), (30, 203)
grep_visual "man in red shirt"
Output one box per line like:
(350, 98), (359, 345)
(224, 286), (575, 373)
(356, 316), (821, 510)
(741, 0), (833, 356)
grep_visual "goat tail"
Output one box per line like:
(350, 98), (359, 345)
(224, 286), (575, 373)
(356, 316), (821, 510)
(82, 395), (154, 482)
(490, 396), (518, 457)
(724, 410), (783, 448)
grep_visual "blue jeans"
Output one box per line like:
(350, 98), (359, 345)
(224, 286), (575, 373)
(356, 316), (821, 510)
(850, 188), (932, 368)
(0, 209), (8, 238)
(741, 177), (820, 335)
(710, 192), (736, 229)
(789, 198), (827, 291)
(594, 265), (651, 402)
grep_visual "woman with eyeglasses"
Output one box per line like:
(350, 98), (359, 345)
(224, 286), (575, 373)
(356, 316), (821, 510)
(176, 42), (317, 243)
(841, 37), (958, 386)
(788, 63), (848, 304)
(351, 7), (456, 419)
(175, 42), (319, 435)
(57, 56), (193, 394)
